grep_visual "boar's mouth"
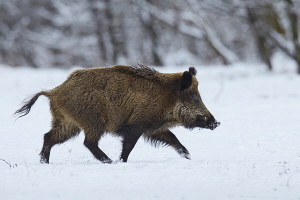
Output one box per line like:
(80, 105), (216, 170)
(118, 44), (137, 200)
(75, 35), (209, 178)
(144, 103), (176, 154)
(188, 115), (220, 130)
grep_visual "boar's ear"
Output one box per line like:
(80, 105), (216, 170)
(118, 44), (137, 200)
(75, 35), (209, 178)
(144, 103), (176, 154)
(189, 67), (197, 75)
(180, 71), (193, 91)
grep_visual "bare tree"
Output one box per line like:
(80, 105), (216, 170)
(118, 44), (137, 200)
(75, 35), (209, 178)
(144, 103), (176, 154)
(245, 4), (274, 70)
(135, 0), (238, 65)
(269, 0), (300, 74)
(88, 0), (108, 64)
(0, 0), (299, 73)
(104, 0), (128, 64)
(244, 0), (300, 74)
(136, 0), (163, 66)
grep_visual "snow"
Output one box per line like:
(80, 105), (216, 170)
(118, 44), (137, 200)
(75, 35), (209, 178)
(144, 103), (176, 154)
(1, 63), (300, 200)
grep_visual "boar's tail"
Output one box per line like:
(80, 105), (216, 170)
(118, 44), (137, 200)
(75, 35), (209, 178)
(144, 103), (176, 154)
(14, 91), (49, 119)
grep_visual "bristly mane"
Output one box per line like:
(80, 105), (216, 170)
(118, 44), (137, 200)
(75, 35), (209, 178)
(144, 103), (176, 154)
(131, 63), (158, 73)
(115, 64), (160, 81)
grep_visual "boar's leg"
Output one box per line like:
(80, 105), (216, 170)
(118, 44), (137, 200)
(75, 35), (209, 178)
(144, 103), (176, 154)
(117, 124), (144, 162)
(120, 134), (141, 162)
(40, 120), (81, 164)
(144, 130), (191, 160)
(83, 132), (112, 164)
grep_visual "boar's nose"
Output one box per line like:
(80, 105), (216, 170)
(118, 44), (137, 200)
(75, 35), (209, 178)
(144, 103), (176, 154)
(205, 116), (220, 130)
(207, 121), (220, 130)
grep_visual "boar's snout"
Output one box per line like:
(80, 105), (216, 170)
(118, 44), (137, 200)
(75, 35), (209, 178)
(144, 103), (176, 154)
(194, 113), (220, 130)
(206, 116), (220, 130)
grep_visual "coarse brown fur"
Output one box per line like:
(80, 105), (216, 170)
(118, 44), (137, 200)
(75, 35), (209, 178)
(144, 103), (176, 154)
(15, 64), (220, 163)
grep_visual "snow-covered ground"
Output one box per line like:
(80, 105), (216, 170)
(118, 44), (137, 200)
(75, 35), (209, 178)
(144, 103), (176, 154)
(1, 63), (300, 200)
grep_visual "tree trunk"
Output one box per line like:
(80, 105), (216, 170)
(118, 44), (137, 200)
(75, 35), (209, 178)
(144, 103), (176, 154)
(138, 1), (163, 66)
(88, 0), (108, 64)
(102, 0), (128, 64)
(246, 6), (273, 71)
(285, 0), (300, 74)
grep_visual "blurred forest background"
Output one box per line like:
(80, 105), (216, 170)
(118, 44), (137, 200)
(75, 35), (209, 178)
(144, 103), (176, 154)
(0, 0), (300, 73)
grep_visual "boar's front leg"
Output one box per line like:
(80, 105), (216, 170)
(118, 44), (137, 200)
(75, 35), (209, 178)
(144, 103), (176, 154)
(144, 130), (191, 159)
(117, 124), (144, 162)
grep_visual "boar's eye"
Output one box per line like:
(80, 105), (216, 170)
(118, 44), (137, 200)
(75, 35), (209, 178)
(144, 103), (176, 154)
(188, 93), (200, 104)
(189, 94), (195, 100)
(188, 93), (196, 102)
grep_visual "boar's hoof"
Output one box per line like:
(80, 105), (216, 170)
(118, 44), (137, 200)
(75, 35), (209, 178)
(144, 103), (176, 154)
(183, 153), (191, 160)
(178, 148), (191, 160)
(40, 158), (49, 164)
(101, 158), (113, 164)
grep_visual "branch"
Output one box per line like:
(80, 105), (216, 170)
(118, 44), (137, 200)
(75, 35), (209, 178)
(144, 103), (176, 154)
(268, 28), (295, 59)
(138, 0), (238, 64)
(184, 0), (238, 64)
(0, 159), (17, 169)
(136, 0), (204, 39)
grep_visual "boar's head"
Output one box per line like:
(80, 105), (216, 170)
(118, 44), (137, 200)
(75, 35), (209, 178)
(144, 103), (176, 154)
(175, 67), (220, 130)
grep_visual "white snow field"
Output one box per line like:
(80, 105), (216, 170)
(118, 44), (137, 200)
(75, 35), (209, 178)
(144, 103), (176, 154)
(1, 63), (300, 200)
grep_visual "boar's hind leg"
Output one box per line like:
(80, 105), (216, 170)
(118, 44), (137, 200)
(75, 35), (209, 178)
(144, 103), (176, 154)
(83, 128), (112, 164)
(40, 120), (81, 164)
(144, 130), (191, 160)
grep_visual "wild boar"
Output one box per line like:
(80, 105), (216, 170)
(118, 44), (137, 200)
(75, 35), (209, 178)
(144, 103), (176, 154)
(15, 64), (220, 164)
